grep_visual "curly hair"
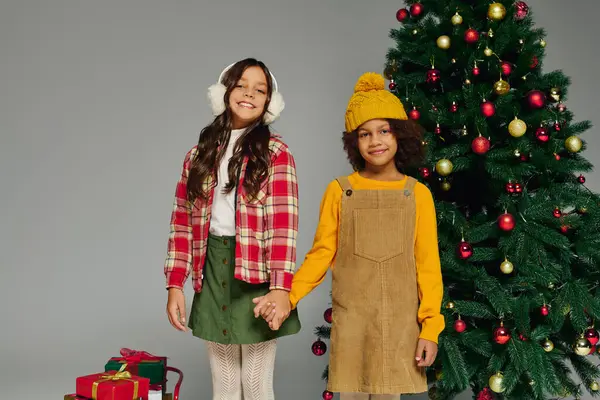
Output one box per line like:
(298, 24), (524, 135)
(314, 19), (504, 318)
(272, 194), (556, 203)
(342, 118), (425, 171)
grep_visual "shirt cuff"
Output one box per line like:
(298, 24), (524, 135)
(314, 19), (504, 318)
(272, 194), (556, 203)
(165, 270), (187, 290)
(269, 270), (293, 291)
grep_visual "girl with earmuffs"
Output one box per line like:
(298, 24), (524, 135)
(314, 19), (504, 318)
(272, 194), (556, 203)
(163, 58), (301, 399)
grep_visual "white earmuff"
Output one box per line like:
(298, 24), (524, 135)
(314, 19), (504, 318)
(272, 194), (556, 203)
(207, 62), (284, 125)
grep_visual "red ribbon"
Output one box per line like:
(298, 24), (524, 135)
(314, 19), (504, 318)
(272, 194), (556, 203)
(118, 348), (163, 364)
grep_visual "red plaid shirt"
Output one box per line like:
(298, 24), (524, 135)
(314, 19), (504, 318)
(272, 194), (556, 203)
(164, 135), (299, 292)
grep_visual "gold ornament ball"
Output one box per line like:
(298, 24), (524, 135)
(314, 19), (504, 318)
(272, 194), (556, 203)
(573, 336), (593, 356)
(500, 260), (514, 274)
(489, 372), (505, 393)
(446, 301), (455, 309)
(591, 381), (600, 392)
(494, 79), (510, 95)
(514, 149), (521, 157)
(441, 181), (452, 191)
(384, 65), (396, 80)
(435, 159), (453, 176)
(540, 39), (547, 47)
(484, 47), (493, 57)
(548, 282), (555, 289)
(451, 12), (463, 25)
(437, 35), (451, 50)
(435, 369), (443, 380)
(488, 28), (494, 38)
(578, 206), (588, 214)
(465, 79), (471, 85)
(542, 339), (554, 352)
(565, 136), (583, 153)
(508, 118), (527, 137)
(549, 87), (561, 103)
(488, 2), (507, 21)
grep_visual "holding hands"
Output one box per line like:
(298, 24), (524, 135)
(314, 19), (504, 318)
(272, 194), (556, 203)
(252, 289), (292, 330)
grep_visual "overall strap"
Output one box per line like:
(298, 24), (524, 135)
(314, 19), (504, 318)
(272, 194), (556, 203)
(403, 176), (417, 195)
(336, 176), (354, 196)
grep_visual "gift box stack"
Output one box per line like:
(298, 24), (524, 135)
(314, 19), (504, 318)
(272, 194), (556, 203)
(64, 348), (176, 400)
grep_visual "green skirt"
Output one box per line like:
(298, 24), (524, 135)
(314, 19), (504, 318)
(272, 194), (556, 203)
(188, 233), (301, 344)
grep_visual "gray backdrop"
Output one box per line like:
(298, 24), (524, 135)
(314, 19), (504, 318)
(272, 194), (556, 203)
(2, 0), (599, 399)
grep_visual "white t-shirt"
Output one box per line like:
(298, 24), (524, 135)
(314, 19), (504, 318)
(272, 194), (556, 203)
(209, 129), (244, 236)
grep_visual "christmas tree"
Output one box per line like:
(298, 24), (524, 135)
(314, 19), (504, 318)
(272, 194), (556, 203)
(312, 1), (600, 399)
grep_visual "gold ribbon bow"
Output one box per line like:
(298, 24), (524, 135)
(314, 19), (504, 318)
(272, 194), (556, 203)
(92, 363), (139, 399)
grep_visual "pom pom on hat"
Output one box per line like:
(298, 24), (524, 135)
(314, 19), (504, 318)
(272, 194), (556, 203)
(354, 72), (385, 93)
(344, 72), (408, 132)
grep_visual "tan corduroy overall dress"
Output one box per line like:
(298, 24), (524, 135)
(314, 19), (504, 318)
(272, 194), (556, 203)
(327, 175), (428, 396)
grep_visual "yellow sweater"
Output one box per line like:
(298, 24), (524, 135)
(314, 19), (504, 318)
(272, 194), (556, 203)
(290, 172), (445, 343)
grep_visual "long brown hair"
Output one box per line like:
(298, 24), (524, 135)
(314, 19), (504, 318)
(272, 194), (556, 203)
(187, 58), (274, 204)
(342, 119), (425, 171)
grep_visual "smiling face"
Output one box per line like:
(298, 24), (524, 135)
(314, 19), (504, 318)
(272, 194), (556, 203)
(228, 66), (269, 129)
(356, 119), (398, 170)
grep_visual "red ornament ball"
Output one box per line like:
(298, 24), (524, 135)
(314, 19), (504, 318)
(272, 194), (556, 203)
(501, 61), (513, 75)
(578, 175), (586, 184)
(434, 124), (442, 134)
(312, 339), (327, 356)
(457, 240), (473, 259)
(530, 55), (539, 69)
(527, 90), (546, 109)
(535, 126), (550, 143)
(514, 183), (523, 194)
(389, 82), (396, 90)
(409, 108), (420, 120)
(585, 328), (600, 346)
(514, 1), (529, 20)
(473, 66), (481, 76)
(553, 208), (562, 218)
(324, 307), (332, 323)
(472, 136), (490, 155)
(554, 121), (561, 131)
(480, 101), (495, 117)
(410, 2), (423, 17)
(555, 153), (561, 161)
(449, 102), (459, 112)
(396, 8), (409, 22)
(493, 325), (511, 344)
(426, 68), (441, 84)
(520, 154), (530, 162)
(540, 305), (549, 316)
(419, 167), (431, 179)
(560, 225), (569, 234)
(498, 213), (516, 231)
(558, 103), (567, 112)
(454, 319), (467, 333)
(322, 391), (334, 400)
(477, 387), (494, 400)
(506, 182), (516, 194)
(464, 28), (479, 43)
(519, 333), (527, 341)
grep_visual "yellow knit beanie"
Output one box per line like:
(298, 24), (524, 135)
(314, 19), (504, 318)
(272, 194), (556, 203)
(344, 72), (408, 133)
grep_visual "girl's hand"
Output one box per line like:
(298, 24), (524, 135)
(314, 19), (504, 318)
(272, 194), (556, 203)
(166, 288), (187, 331)
(252, 290), (291, 330)
(415, 338), (437, 367)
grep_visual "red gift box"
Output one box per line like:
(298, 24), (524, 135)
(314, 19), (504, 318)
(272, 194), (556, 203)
(76, 364), (150, 400)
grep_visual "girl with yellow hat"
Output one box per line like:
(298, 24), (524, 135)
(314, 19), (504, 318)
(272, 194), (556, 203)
(254, 72), (445, 399)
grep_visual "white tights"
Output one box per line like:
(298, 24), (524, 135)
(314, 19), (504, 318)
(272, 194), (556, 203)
(206, 339), (277, 400)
